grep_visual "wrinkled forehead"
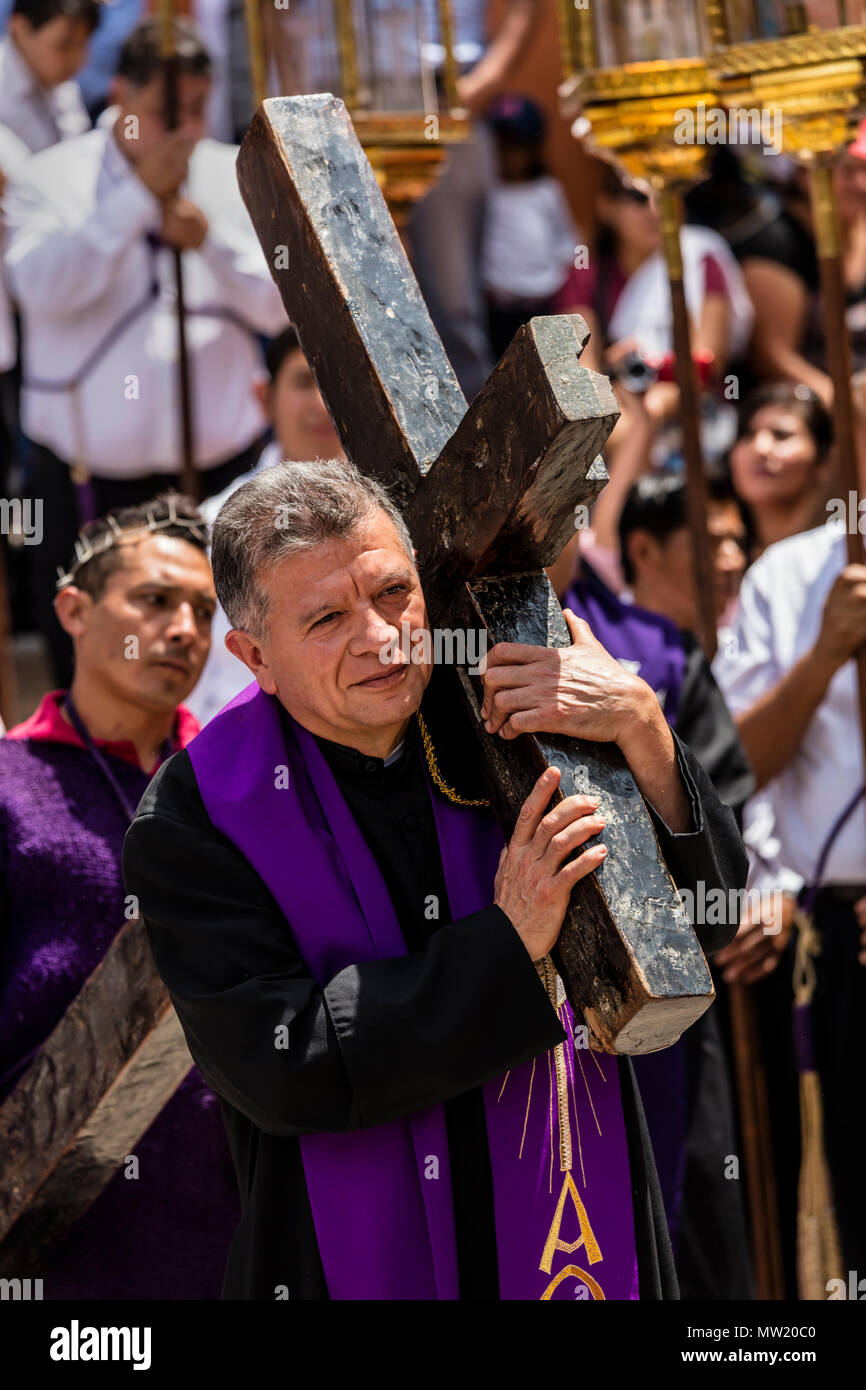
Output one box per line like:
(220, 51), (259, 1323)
(260, 517), (419, 615)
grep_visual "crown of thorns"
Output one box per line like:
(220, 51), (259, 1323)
(55, 496), (209, 591)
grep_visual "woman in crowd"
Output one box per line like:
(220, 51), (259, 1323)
(554, 162), (753, 465)
(479, 93), (578, 361)
(730, 144), (866, 407)
(725, 382), (833, 562)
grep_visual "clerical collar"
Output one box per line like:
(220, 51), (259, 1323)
(313, 720), (417, 778)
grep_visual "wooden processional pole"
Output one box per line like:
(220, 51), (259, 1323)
(0, 536), (17, 728)
(810, 160), (866, 741)
(660, 177), (784, 1295)
(244, 0), (267, 109)
(658, 186), (719, 661)
(159, 0), (199, 503)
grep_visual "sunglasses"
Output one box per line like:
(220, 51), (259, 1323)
(617, 185), (651, 206)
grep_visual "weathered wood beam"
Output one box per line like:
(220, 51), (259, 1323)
(0, 917), (191, 1275)
(237, 93), (715, 1054)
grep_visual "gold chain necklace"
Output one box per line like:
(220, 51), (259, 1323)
(416, 710), (489, 808)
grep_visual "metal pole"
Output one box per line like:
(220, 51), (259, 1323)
(659, 185), (718, 661)
(159, 0), (199, 503)
(728, 982), (786, 1299)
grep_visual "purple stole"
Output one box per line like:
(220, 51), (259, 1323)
(188, 683), (638, 1300)
(563, 578), (689, 1239)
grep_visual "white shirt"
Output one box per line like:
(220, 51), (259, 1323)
(480, 176), (578, 301)
(0, 36), (90, 155)
(2, 127), (288, 477)
(185, 441), (283, 725)
(0, 122), (28, 372)
(713, 525), (866, 885)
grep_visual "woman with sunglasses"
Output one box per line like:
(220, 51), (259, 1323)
(554, 163), (754, 449)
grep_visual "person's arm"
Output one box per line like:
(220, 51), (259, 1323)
(158, 195), (288, 336)
(642, 730), (749, 955)
(3, 165), (160, 317)
(588, 386), (653, 554)
(482, 608), (691, 830)
(733, 563), (866, 789)
(121, 758), (566, 1140)
(478, 609), (749, 950)
(456, 0), (540, 114)
(673, 633), (755, 824)
(615, 687), (691, 832)
(741, 257), (833, 404)
(197, 214), (289, 337)
(693, 291), (730, 381)
(735, 648), (838, 789)
(548, 181), (579, 279)
(0, 124), (30, 196)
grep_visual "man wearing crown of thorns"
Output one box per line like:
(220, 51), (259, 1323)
(0, 492), (240, 1298)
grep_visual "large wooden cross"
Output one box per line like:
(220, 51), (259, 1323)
(237, 94), (714, 1055)
(0, 94), (714, 1277)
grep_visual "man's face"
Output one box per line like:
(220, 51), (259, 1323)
(114, 72), (210, 161)
(227, 510), (429, 752)
(61, 534), (215, 711)
(267, 349), (344, 462)
(10, 14), (91, 88)
(630, 500), (748, 630)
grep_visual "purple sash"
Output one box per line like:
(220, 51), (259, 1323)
(188, 683), (637, 1300)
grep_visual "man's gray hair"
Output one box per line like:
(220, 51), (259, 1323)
(211, 458), (416, 637)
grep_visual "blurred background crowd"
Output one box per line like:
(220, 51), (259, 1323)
(1, 0), (864, 1304)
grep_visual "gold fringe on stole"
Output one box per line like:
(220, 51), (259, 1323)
(792, 910), (845, 1300)
(537, 958), (574, 1173)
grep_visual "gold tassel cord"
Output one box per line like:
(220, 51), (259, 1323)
(537, 957), (574, 1175)
(416, 711), (488, 807)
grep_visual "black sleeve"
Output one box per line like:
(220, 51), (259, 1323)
(121, 752), (565, 1141)
(642, 730), (749, 956)
(674, 634), (755, 825)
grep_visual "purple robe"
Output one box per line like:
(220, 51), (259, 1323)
(0, 730), (240, 1299)
(188, 683), (640, 1300)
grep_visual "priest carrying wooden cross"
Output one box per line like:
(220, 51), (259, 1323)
(1, 95), (747, 1301)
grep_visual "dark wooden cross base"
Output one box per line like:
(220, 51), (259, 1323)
(237, 94), (714, 1053)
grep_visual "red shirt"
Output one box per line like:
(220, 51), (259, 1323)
(5, 689), (200, 771)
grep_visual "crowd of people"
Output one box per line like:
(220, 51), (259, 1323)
(0, 0), (864, 1304)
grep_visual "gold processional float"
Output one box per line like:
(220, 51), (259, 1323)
(242, 0), (470, 219)
(557, 0), (863, 1301)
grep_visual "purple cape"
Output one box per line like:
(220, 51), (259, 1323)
(188, 683), (639, 1300)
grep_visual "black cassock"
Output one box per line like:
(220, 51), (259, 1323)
(122, 692), (747, 1301)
